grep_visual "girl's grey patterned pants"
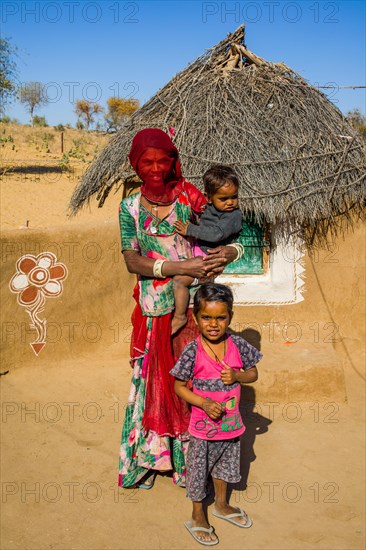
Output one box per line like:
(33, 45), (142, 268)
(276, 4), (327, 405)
(186, 435), (241, 501)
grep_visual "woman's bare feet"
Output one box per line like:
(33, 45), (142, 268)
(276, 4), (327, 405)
(171, 314), (187, 335)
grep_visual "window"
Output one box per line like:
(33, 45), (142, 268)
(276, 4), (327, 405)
(217, 224), (305, 305)
(223, 218), (269, 275)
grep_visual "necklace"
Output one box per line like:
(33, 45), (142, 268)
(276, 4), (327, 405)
(143, 196), (175, 207)
(142, 199), (160, 220)
(201, 336), (227, 364)
(142, 197), (159, 216)
(141, 199), (159, 233)
(141, 197), (174, 234)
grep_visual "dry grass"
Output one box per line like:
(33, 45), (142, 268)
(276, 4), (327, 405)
(0, 123), (110, 177)
(0, 123), (114, 230)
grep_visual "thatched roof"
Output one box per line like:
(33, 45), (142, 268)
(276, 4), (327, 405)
(70, 26), (365, 242)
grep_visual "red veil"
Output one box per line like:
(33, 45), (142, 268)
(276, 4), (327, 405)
(128, 128), (184, 205)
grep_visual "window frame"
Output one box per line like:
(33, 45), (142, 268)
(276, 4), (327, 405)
(217, 225), (305, 305)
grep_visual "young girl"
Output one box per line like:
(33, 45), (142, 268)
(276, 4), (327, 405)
(171, 165), (243, 335)
(170, 283), (262, 546)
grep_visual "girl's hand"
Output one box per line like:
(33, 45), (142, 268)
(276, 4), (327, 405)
(220, 362), (238, 385)
(202, 399), (224, 420)
(221, 368), (238, 385)
(203, 245), (238, 277)
(174, 220), (189, 236)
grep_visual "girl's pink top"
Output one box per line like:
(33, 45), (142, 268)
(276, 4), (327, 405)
(189, 336), (245, 440)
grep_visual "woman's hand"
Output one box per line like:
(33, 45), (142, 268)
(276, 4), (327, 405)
(202, 245), (238, 277)
(179, 256), (207, 279)
(124, 251), (207, 279)
(123, 246), (238, 279)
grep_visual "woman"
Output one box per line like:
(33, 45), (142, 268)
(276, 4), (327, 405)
(118, 128), (241, 489)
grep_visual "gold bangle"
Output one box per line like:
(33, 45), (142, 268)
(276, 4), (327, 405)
(153, 259), (166, 278)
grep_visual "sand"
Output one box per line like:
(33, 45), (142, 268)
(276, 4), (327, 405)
(1, 124), (365, 549)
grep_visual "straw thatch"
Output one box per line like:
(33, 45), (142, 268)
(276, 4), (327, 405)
(70, 25), (365, 243)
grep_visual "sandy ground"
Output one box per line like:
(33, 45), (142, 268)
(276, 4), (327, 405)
(1, 125), (365, 549)
(1, 355), (365, 550)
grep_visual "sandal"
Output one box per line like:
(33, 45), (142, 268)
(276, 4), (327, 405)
(212, 507), (253, 528)
(184, 520), (219, 546)
(135, 471), (157, 490)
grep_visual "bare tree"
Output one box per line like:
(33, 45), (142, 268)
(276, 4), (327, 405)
(74, 100), (103, 130)
(19, 81), (48, 125)
(0, 37), (19, 115)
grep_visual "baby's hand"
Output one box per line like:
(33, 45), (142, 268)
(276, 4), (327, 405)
(220, 362), (238, 385)
(174, 220), (189, 236)
(202, 399), (224, 420)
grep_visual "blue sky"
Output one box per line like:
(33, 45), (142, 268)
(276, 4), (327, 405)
(2, 0), (365, 126)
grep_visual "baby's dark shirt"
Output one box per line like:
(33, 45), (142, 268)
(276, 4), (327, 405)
(186, 204), (243, 253)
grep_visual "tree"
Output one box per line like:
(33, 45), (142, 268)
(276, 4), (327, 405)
(0, 37), (19, 115)
(346, 108), (366, 140)
(346, 108), (365, 127)
(104, 97), (139, 132)
(19, 81), (49, 125)
(74, 100), (103, 130)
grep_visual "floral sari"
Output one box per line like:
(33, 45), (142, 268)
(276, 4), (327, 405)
(118, 182), (205, 487)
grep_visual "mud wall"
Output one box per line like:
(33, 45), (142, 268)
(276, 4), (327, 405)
(1, 220), (364, 401)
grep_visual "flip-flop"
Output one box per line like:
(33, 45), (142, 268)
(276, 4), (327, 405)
(184, 520), (219, 546)
(135, 471), (157, 490)
(212, 508), (253, 528)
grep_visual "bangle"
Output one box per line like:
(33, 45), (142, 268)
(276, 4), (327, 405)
(192, 278), (199, 286)
(153, 259), (166, 278)
(227, 243), (244, 262)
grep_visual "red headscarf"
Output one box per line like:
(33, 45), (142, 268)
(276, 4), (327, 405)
(128, 128), (183, 204)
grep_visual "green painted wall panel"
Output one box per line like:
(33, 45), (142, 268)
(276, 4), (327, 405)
(224, 220), (265, 274)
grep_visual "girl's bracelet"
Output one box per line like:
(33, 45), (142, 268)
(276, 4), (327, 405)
(153, 259), (166, 278)
(227, 243), (244, 262)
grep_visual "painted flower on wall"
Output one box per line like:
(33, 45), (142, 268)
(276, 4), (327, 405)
(9, 252), (68, 355)
(10, 253), (67, 305)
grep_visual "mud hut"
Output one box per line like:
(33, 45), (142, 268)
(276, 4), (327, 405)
(69, 23), (365, 324)
(70, 25), (365, 249)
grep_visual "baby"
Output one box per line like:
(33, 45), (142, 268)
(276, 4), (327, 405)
(172, 165), (243, 335)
